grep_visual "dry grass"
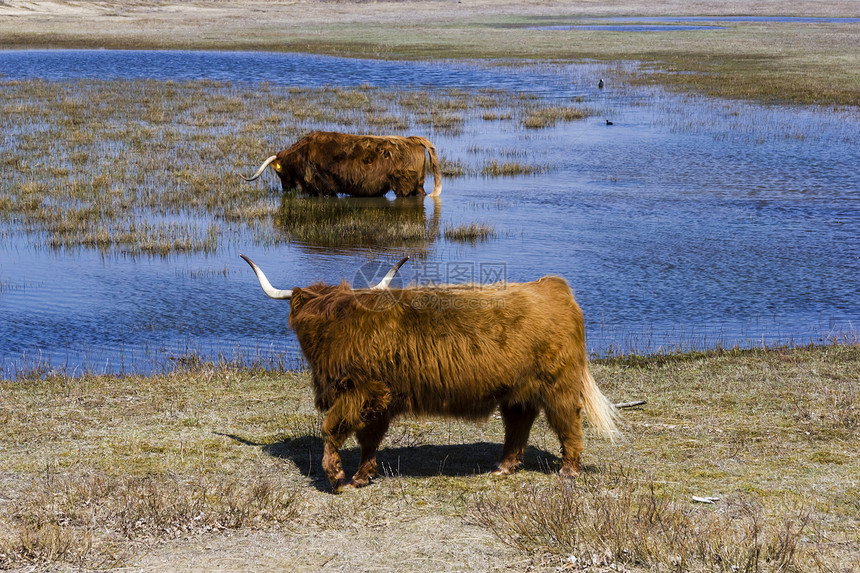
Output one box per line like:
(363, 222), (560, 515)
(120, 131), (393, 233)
(472, 473), (823, 572)
(473, 343), (860, 571)
(0, 472), (300, 568)
(0, 344), (857, 570)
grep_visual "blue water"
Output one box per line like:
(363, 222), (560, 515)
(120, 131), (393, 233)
(0, 49), (580, 98)
(593, 16), (860, 24)
(1, 51), (858, 376)
(529, 25), (726, 32)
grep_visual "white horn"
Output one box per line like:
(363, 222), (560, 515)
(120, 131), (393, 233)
(371, 256), (409, 290)
(240, 255), (293, 299)
(241, 155), (278, 182)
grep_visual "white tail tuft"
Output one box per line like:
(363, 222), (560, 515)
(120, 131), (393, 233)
(581, 368), (622, 443)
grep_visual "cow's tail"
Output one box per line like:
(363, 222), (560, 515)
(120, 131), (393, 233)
(581, 367), (622, 443)
(415, 137), (442, 196)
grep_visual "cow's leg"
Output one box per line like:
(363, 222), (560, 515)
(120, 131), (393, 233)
(321, 407), (355, 493)
(392, 174), (425, 197)
(347, 414), (391, 488)
(542, 393), (584, 478)
(494, 402), (540, 475)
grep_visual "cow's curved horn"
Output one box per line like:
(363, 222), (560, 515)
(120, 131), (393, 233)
(371, 256), (410, 290)
(241, 155), (278, 182)
(240, 254), (293, 299)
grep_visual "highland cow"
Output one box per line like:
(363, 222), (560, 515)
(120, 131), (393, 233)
(242, 131), (442, 197)
(240, 255), (620, 492)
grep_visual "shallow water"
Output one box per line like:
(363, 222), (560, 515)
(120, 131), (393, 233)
(1, 51), (858, 376)
(593, 16), (860, 24)
(0, 50), (585, 98)
(529, 25), (726, 32)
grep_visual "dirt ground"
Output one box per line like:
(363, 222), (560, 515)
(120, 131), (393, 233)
(121, 518), (526, 573)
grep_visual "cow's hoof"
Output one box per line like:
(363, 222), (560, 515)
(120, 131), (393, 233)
(329, 471), (348, 493)
(492, 467), (513, 477)
(345, 477), (371, 489)
(559, 466), (580, 479)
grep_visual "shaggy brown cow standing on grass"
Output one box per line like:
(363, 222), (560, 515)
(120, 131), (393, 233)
(242, 131), (442, 197)
(241, 255), (620, 492)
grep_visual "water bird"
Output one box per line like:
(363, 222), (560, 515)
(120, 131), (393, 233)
(605, 119), (613, 126)
(598, 78), (605, 89)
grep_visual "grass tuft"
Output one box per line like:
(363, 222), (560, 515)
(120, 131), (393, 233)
(471, 469), (824, 572)
(480, 159), (551, 177)
(443, 222), (495, 242)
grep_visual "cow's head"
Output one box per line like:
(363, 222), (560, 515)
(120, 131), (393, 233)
(240, 255), (409, 303)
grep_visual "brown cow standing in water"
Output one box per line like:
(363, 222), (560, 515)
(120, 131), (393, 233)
(242, 131), (442, 197)
(240, 255), (620, 492)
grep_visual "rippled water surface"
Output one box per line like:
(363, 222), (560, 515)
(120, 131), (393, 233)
(1, 51), (858, 375)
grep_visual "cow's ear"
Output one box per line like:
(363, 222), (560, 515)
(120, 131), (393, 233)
(290, 287), (305, 309)
(272, 160), (282, 173)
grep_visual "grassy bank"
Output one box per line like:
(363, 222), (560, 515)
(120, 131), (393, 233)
(1, 344), (857, 571)
(0, 1), (858, 106)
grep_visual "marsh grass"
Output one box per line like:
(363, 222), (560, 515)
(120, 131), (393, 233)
(480, 160), (551, 177)
(0, 79), (586, 256)
(443, 222), (495, 243)
(0, 344), (856, 570)
(522, 105), (587, 129)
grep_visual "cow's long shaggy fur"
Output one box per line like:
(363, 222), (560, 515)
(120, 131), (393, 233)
(246, 131), (442, 197)
(281, 276), (620, 492)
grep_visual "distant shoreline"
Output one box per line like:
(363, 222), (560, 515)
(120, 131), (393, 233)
(1, 1), (858, 105)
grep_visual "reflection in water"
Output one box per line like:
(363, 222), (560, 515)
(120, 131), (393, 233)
(274, 194), (441, 254)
